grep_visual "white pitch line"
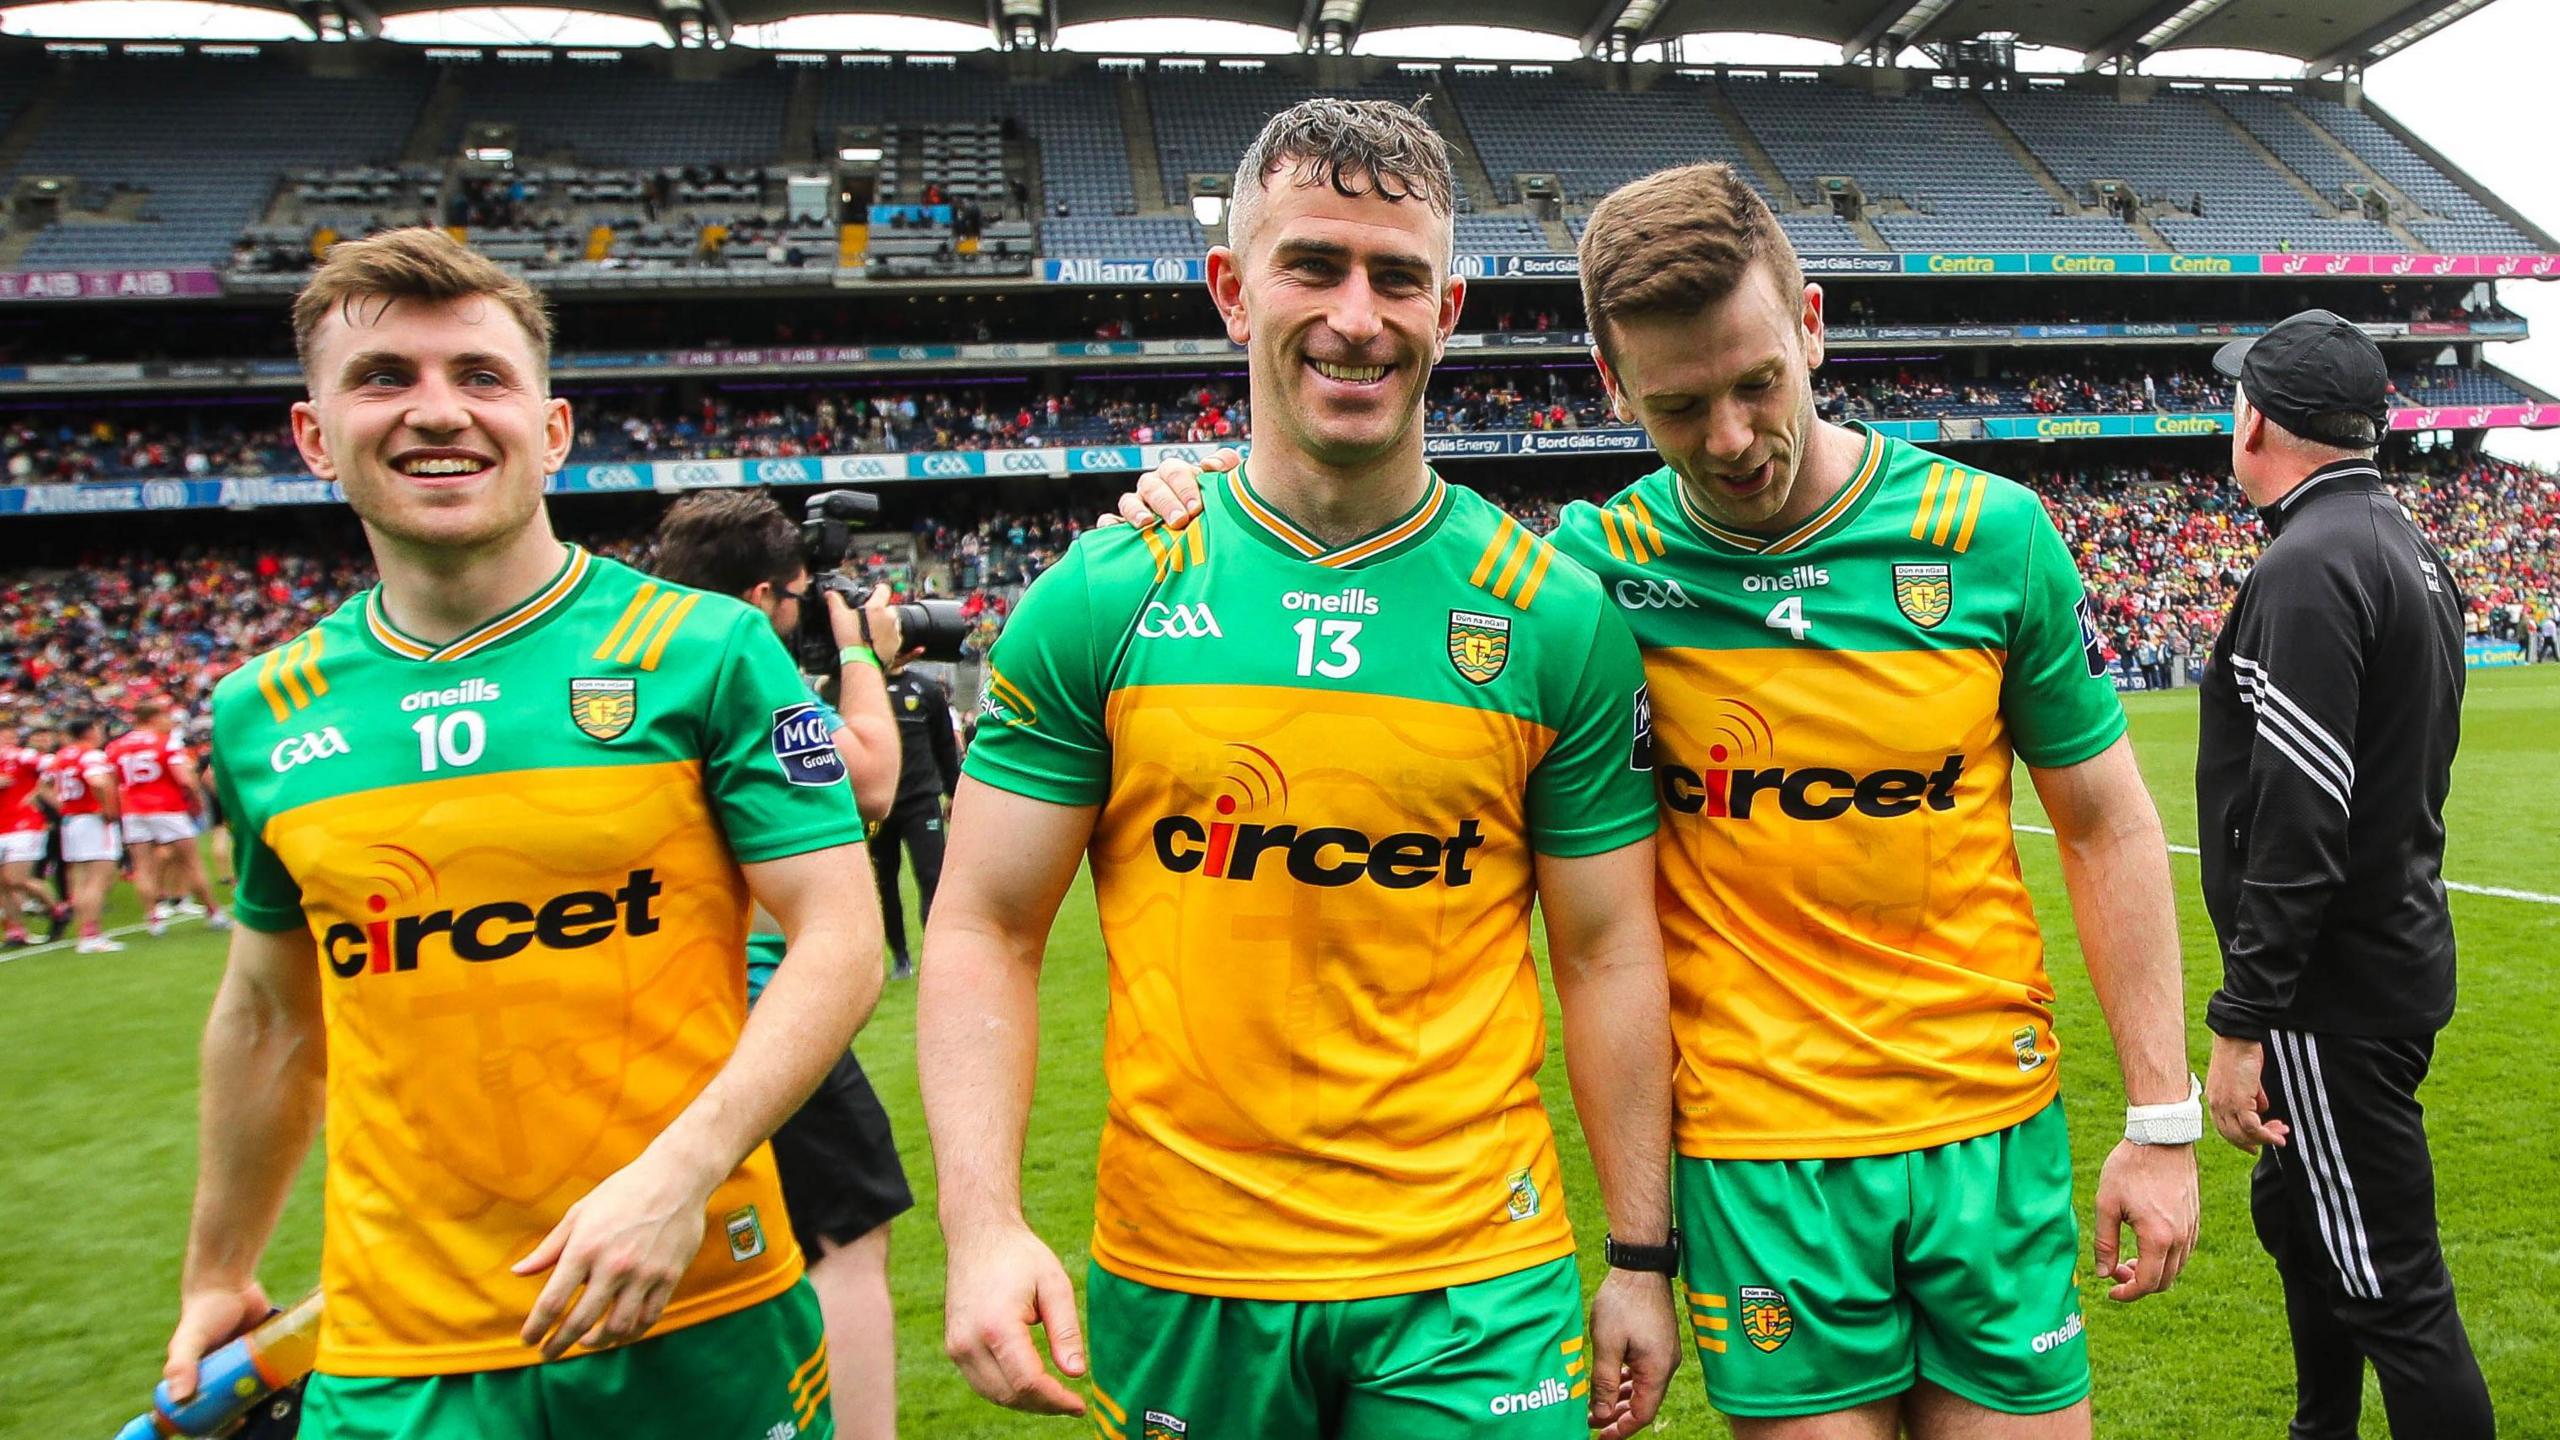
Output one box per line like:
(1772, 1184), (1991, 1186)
(0, 912), (209, 964)
(2012, 824), (2560, 906)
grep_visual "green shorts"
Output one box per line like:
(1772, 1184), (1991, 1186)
(302, 1280), (832, 1440)
(1677, 1099), (2088, 1419)
(1085, 1255), (1589, 1439)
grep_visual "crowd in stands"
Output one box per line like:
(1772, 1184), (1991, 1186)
(5, 457), (2551, 731)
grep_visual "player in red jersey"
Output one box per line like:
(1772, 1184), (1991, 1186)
(42, 716), (124, 954)
(0, 720), (55, 946)
(107, 700), (227, 936)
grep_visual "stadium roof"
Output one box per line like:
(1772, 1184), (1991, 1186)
(194, 0), (2504, 71)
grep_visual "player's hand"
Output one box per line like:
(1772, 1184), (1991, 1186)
(513, 1148), (715, 1359)
(163, 1278), (274, 1404)
(2092, 1137), (2200, 1303)
(2206, 1033), (2290, 1154)
(1585, 1268), (1678, 1440)
(941, 1219), (1087, 1415)
(1095, 447), (1235, 530)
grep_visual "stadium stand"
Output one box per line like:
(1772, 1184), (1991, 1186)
(9, 52), (428, 268)
(1448, 69), (1757, 210)
(433, 54), (787, 168)
(1143, 66), (1472, 210)
(2291, 94), (2538, 253)
(1720, 77), (2144, 252)
(1980, 84), (2405, 254)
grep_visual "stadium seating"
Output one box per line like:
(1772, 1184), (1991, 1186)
(1447, 70), (1761, 210)
(1981, 84), (2407, 255)
(8, 53), (428, 268)
(436, 56), (787, 168)
(1721, 77), (2143, 253)
(2291, 96), (2536, 253)
(1143, 66), (1472, 210)
(819, 60), (1134, 228)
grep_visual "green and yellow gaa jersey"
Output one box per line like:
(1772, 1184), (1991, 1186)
(965, 467), (1656, 1302)
(211, 545), (863, 1377)
(1550, 426), (2125, 1161)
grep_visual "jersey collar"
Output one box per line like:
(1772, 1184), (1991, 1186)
(365, 544), (593, 663)
(2261, 458), (2385, 538)
(1221, 463), (1451, 569)
(1669, 422), (1884, 556)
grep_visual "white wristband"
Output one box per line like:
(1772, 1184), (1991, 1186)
(2123, 1075), (2205, 1145)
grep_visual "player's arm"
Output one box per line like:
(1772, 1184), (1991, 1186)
(1537, 837), (1679, 1440)
(2011, 503), (2198, 1304)
(2030, 738), (2199, 1304)
(517, 838), (877, 1358)
(164, 920), (325, 1402)
(169, 745), (207, 807)
(89, 755), (119, 823)
(916, 777), (1096, 1416)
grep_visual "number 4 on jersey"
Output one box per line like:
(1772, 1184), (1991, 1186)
(1764, 596), (1813, 642)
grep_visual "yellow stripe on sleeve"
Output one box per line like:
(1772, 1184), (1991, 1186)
(276, 641), (312, 708)
(1598, 506), (1629, 562)
(254, 653), (290, 723)
(1470, 518), (1517, 586)
(1953, 472), (1989, 553)
(593, 584), (658, 661)
(1490, 528), (1536, 599)
(1931, 469), (1967, 547)
(613, 591), (681, 666)
(1912, 464), (1945, 541)
(1512, 543), (1555, 610)
(637, 593), (701, 672)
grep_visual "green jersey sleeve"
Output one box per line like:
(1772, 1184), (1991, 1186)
(215, 733), (305, 934)
(961, 541), (1113, 807)
(1526, 601), (1659, 856)
(2003, 502), (2129, 769)
(702, 603), (865, 863)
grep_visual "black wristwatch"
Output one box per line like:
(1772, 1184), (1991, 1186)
(1603, 1229), (1680, 1275)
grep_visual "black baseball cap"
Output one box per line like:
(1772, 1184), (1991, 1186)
(2212, 309), (2390, 442)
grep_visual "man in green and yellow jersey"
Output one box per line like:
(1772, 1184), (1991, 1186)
(918, 100), (1680, 1440)
(159, 229), (881, 1440)
(1122, 163), (2201, 1440)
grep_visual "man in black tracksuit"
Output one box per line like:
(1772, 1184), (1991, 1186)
(2199, 312), (2492, 1440)
(872, 658), (959, 979)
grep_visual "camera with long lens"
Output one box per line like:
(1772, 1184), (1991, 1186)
(797, 489), (972, 668)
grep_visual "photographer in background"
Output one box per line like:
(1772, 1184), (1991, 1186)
(652, 488), (913, 1440)
(872, 652), (958, 981)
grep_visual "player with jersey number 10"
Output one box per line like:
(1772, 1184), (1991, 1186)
(160, 226), (883, 1440)
(921, 98), (1681, 1440)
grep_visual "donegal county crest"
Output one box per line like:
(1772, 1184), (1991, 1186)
(1739, 1285), (1794, 1353)
(1448, 609), (1512, 685)
(1892, 562), (1953, 630)
(569, 677), (637, 741)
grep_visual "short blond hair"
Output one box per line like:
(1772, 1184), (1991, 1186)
(291, 227), (554, 386)
(1578, 163), (1802, 363)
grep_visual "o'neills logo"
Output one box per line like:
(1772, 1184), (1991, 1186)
(1151, 744), (1485, 889)
(1657, 699), (1964, 821)
(1488, 1378), (1574, 1416)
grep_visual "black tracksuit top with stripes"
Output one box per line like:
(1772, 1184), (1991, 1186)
(2199, 459), (2467, 1041)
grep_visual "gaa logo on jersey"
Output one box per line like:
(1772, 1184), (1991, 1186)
(1448, 609), (1511, 685)
(1893, 562), (1953, 629)
(1739, 1286), (1794, 1353)
(770, 703), (847, 787)
(567, 677), (636, 741)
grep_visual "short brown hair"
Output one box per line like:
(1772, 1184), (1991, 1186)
(1228, 97), (1455, 263)
(651, 489), (802, 599)
(1579, 163), (1802, 362)
(291, 227), (554, 386)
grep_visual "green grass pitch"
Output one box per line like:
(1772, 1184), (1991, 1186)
(5, 669), (2554, 1439)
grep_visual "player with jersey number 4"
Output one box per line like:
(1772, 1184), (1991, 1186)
(1118, 160), (2201, 1440)
(921, 98), (1681, 1440)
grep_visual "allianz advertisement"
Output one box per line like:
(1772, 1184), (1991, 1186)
(1046, 252), (2560, 284)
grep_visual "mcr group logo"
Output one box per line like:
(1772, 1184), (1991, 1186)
(1151, 744), (1487, 889)
(1658, 699), (1966, 821)
(321, 844), (663, 978)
